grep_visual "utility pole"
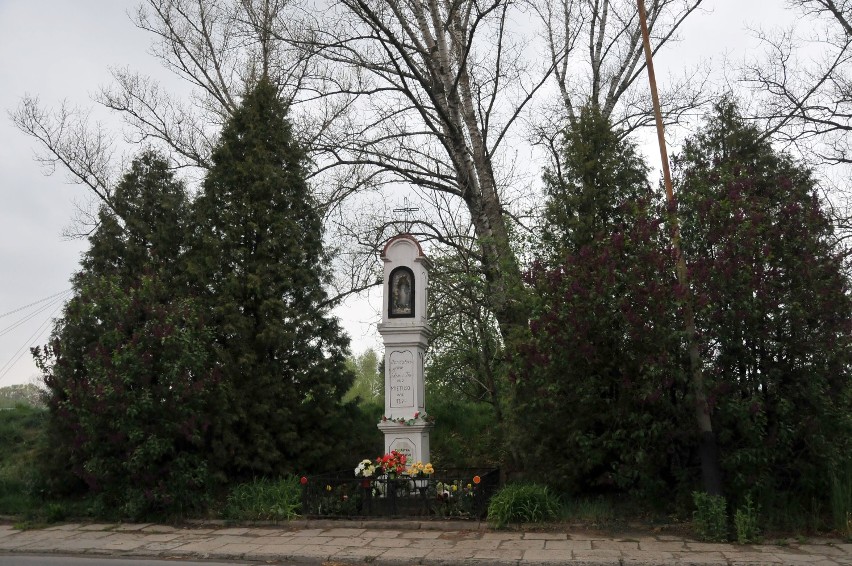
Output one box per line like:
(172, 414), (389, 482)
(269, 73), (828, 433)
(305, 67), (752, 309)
(636, 0), (723, 496)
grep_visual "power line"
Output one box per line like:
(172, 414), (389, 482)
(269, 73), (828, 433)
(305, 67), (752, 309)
(0, 291), (71, 339)
(0, 297), (68, 384)
(0, 290), (72, 386)
(0, 289), (71, 319)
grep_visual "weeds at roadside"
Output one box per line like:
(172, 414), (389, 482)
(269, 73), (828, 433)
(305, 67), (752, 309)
(734, 494), (761, 544)
(487, 483), (560, 529)
(222, 477), (301, 522)
(830, 461), (852, 540)
(560, 496), (615, 526)
(693, 491), (728, 542)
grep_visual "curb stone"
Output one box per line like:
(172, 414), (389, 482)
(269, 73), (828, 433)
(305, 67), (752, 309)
(0, 520), (848, 565)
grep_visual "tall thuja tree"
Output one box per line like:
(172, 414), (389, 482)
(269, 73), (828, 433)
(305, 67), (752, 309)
(191, 78), (355, 478)
(541, 106), (653, 256)
(510, 108), (691, 497)
(82, 152), (190, 284)
(33, 152), (220, 518)
(675, 101), (852, 505)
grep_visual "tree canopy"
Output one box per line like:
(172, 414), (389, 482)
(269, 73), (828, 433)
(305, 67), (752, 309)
(190, 77), (356, 478)
(675, 100), (852, 502)
(511, 108), (687, 497)
(33, 152), (219, 517)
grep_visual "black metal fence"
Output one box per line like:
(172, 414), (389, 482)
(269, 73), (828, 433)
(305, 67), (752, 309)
(300, 468), (499, 519)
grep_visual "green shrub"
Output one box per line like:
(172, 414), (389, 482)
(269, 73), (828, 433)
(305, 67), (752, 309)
(693, 491), (727, 542)
(487, 483), (560, 529)
(42, 502), (68, 523)
(223, 477), (301, 521)
(34, 275), (220, 520)
(0, 477), (31, 516)
(734, 494), (761, 544)
(0, 405), (47, 516)
(428, 399), (502, 468)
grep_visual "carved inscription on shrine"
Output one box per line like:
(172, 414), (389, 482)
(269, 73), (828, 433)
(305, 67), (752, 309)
(390, 438), (415, 462)
(389, 350), (415, 408)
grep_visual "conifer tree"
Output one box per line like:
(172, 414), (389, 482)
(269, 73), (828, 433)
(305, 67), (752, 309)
(511, 108), (688, 496)
(83, 151), (190, 284)
(541, 106), (651, 256)
(34, 152), (219, 517)
(675, 101), (852, 503)
(190, 78), (354, 478)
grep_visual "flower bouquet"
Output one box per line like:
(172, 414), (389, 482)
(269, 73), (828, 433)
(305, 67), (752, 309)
(354, 458), (376, 488)
(376, 450), (407, 479)
(354, 459), (376, 478)
(407, 461), (434, 489)
(407, 461), (434, 476)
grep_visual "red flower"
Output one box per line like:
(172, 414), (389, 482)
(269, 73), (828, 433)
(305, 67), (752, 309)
(300, 476), (308, 485)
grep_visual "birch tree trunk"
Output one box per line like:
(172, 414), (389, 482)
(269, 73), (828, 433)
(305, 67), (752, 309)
(310, 0), (552, 335)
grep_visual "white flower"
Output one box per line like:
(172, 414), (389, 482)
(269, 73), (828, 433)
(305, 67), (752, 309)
(355, 458), (376, 478)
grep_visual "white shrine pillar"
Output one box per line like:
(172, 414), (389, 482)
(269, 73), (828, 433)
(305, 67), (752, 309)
(377, 234), (433, 465)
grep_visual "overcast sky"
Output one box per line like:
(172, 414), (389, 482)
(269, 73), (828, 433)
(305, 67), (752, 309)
(0, 0), (797, 387)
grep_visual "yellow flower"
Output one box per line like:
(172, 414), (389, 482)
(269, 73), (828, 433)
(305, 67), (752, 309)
(451, 484), (458, 492)
(325, 484), (332, 492)
(408, 461), (434, 476)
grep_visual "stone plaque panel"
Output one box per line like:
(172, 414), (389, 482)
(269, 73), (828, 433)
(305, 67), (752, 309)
(389, 350), (415, 408)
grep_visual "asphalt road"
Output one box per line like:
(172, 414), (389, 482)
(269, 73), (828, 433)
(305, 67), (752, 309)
(0, 557), (258, 566)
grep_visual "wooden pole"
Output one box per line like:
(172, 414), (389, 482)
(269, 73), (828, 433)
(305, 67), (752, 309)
(636, 0), (675, 205)
(636, 0), (723, 496)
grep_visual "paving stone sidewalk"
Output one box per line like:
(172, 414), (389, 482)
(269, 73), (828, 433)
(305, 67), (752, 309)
(0, 520), (849, 565)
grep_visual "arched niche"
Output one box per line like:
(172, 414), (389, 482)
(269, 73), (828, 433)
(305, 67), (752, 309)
(388, 265), (415, 318)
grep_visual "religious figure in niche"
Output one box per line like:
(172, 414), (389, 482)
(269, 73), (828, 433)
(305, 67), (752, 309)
(389, 267), (414, 317)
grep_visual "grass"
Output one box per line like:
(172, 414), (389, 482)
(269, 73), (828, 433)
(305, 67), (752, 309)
(221, 477), (302, 522)
(487, 483), (561, 529)
(0, 404), (47, 516)
(560, 496), (616, 526)
(0, 404), (94, 524)
(756, 491), (834, 535)
(830, 461), (852, 540)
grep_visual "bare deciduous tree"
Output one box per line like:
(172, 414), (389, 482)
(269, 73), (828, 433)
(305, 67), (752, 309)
(742, 0), (852, 251)
(303, 0), (557, 336)
(744, 1), (852, 161)
(11, 0), (709, 320)
(11, 98), (122, 238)
(11, 0), (354, 216)
(535, 0), (707, 136)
